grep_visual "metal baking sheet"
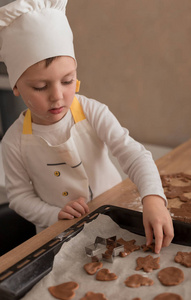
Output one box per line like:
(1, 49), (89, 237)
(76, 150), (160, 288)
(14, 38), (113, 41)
(0, 205), (191, 300)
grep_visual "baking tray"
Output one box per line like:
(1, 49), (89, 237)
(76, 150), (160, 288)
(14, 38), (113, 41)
(0, 204), (191, 300)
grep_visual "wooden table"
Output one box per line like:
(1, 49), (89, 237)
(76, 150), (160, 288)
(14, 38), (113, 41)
(1, 139), (191, 274)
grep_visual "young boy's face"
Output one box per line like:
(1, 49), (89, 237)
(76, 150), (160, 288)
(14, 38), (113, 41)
(13, 56), (77, 125)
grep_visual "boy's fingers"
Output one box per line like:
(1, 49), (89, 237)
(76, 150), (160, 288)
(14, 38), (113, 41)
(58, 210), (74, 220)
(144, 223), (154, 246)
(144, 219), (174, 254)
(145, 228), (153, 245)
(71, 201), (85, 215)
(78, 197), (90, 213)
(71, 200), (89, 215)
(58, 197), (90, 220)
(162, 234), (173, 248)
(62, 205), (82, 218)
(162, 224), (174, 248)
(153, 225), (163, 254)
(58, 198), (90, 220)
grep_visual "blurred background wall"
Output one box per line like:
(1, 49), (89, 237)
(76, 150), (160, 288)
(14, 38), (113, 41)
(0, 0), (190, 148)
(67, 0), (190, 148)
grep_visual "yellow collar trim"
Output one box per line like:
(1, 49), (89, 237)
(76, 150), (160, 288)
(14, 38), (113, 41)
(22, 109), (32, 134)
(70, 96), (86, 123)
(22, 96), (86, 134)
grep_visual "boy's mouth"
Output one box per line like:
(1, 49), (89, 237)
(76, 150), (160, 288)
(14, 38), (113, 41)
(49, 106), (64, 114)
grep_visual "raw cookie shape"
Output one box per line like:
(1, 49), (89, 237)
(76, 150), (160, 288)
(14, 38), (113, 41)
(157, 267), (184, 286)
(117, 238), (140, 257)
(165, 185), (191, 201)
(153, 292), (183, 300)
(132, 298), (141, 300)
(181, 202), (191, 212)
(161, 173), (191, 202)
(174, 251), (191, 267)
(141, 243), (155, 253)
(48, 281), (79, 300)
(80, 291), (108, 300)
(136, 255), (160, 272)
(84, 262), (103, 275)
(170, 202), (191, 223)
(103, 239), (123, 259)
(96, 268), (118, 281)
(124, 274), (154, 288)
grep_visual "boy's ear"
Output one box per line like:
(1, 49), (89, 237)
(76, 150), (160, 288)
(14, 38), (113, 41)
(13, 86), (20, 97)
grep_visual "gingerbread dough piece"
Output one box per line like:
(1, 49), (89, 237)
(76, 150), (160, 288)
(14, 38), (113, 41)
(96, 268), (118, 281)
(157, 267), (184, 286)
(181, 202), (191, 212)
(174, 251), (191, 267)
(117, 238), (140, 257)
(153, 293), (183, 300)
(161, 173), (191, 202)
(136, 255), (160, 272)
(132, 298), (141, 300)
(80, 291), (108, 300)
(104, 239), (117, 257)
(141, 243), (155, 253)
(165, 185), (191, 201)
(84, 262), (103, 275)
(48, 281), (79, 300)
(170, 203), (191, 223)
(124, 274), (154, 288)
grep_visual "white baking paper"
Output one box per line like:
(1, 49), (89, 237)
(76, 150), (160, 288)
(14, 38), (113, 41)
(21, 214), (190, 300)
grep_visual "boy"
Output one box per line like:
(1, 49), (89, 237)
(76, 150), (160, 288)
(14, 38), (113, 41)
(0, 0), (173, 253)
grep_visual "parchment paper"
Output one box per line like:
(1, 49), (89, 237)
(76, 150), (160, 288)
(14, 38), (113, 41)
(22, 214), (190, 300)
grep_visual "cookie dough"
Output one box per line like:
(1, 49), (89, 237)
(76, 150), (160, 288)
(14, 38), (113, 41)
(174, 251), (191, 267)
(48, 281), (79, 300)
(141, 243), (155, 253)
(161, 173), (191, 202)
(80, 292), (108, 300)
(157, 267), (184, 286)
(96, 268), (118, 281)
(117, 238), (140, 257)
(153, 293), (183, 300)
(165, 185), (191, 201)
(84, 262), (103, 275)
(136, 255), (160, 272)
(124, 274), (154, 288)
(170, 203), (191, 223)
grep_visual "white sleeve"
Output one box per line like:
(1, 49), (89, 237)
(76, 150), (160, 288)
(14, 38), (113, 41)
(2, 130), (60, 229)
(79, 95), (166, 203)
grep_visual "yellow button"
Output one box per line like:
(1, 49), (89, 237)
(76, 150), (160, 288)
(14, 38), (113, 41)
(62, 191), (68, 196)
(54, 171), (60, 177)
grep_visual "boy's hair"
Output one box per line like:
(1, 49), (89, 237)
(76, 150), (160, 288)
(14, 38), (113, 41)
(45, 57), (57, 67)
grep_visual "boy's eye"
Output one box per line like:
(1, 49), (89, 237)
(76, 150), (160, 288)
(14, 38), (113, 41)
(33, 86), (47, 91)
(32, 79), (74, 91)
(62, 79), (74, 85)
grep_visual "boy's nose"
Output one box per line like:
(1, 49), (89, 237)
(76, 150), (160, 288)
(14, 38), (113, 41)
(49, 85), (63, 102)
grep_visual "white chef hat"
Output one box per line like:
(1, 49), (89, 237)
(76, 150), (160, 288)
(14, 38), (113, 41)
(0, 0), (75, 89)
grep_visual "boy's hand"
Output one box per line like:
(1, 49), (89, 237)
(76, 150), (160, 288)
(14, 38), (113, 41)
(58, 197), (89, 220)
(142, 195), (174, 254)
